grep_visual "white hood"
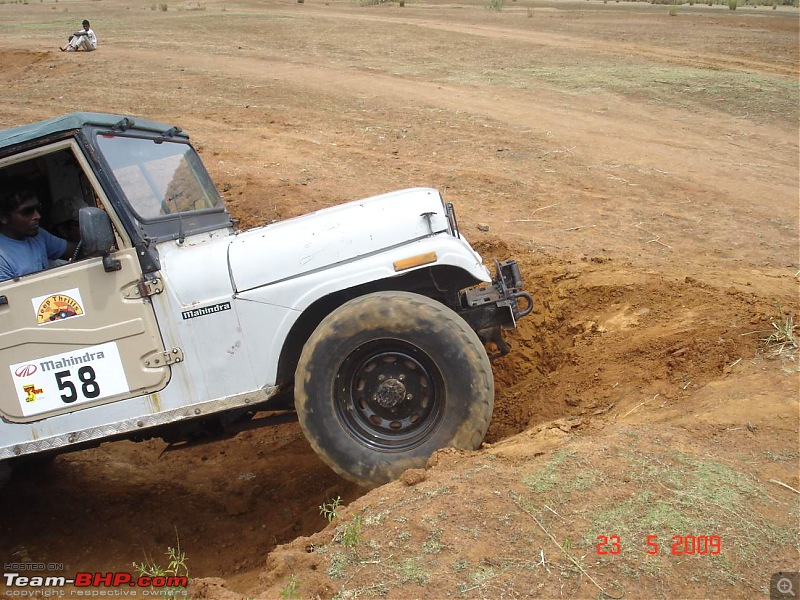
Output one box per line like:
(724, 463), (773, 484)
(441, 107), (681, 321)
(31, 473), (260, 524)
(228, 188), (451, 293)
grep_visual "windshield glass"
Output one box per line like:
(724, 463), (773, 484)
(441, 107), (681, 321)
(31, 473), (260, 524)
(96, 134), (223, 221)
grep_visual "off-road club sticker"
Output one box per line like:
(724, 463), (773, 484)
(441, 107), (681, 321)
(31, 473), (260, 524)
(31, 287), (85, 325)
(9, 342), (129, 417)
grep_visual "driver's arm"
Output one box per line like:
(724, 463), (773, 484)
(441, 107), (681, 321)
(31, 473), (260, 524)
(61, 241), (78, 260)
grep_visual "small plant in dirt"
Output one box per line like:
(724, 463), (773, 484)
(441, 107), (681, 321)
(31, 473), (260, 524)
(669, 6), (678, 15)
(279, 575), (301, 600)
(340, 515), (363, 548)
(761, 310), (798, 359)
(132, 531), (188, 596)
(320, 496), (342, 523)
(423, 528), (445, 554)
(397, 557), (429, 585)
(327, 551), (351, 579)
(486, 0), (504, 10)
(728, 0), (737, 8)
(320, 497), (363, 548)
(451, 558), (469, 572)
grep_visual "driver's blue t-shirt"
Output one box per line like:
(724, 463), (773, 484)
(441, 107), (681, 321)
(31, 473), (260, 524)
(0, 229), (67, 282)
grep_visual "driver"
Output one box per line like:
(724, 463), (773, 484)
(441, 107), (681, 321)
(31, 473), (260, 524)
(0, 180), (77, 282)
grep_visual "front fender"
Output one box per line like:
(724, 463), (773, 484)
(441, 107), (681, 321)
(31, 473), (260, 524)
(235, 233), (490, 386)
(238, 233), (490, 311)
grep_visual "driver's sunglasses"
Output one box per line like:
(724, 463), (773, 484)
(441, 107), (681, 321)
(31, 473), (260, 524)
(15, 203), (41, 217)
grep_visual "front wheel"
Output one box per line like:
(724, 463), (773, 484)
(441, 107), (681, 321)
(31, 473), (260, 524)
(295, 291), (494, 487)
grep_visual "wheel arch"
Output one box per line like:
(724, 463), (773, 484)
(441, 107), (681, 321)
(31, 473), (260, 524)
(274, 264), (481, 387)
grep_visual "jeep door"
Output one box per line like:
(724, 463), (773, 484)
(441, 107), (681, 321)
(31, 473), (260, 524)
(0, 142), (170, 423)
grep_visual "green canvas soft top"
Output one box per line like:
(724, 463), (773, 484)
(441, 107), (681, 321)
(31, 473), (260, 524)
(0, 112), (184, 152)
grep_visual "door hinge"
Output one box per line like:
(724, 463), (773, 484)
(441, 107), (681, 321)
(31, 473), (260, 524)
(143, 347), (184, 369)
(124, 277), (164, 299)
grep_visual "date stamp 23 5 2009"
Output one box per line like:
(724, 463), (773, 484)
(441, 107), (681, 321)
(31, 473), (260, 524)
(595, 534), (722, 556)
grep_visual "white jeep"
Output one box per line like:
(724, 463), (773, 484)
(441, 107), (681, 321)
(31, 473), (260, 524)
(0, 113), (532, 487)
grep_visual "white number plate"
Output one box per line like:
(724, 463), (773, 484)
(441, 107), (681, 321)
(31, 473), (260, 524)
(10, 342), (130, 417)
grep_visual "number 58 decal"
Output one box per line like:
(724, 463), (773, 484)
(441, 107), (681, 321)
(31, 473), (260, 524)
(55, 366), (102, 403)
(10, 342), (129, 417)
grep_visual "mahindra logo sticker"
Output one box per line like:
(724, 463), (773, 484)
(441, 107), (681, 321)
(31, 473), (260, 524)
(14, 364), (37, 377)
(182, 301), (232, 320)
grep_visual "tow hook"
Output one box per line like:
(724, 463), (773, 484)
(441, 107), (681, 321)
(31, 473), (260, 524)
(459, 259), (534, 360)
(491, 259), (534, 321)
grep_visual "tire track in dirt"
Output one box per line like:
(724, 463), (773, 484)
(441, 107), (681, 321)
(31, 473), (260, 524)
(263, 6), (798, 78)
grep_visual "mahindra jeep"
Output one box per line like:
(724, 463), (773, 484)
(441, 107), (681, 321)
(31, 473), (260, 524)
(0, 113), (532, 487)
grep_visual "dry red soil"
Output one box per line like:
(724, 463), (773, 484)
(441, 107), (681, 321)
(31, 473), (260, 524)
(0, 0), (798, 598)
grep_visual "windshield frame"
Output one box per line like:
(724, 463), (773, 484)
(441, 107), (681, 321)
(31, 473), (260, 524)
(86, 126), (233, 247)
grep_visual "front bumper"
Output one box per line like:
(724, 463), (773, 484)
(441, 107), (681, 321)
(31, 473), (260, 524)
(458, 259), (533, 359)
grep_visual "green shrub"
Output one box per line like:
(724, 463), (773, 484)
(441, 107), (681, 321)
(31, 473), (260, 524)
(319, 496), (341, 523)
(132, 533), (188, 597)
(341, 515), (363, 548)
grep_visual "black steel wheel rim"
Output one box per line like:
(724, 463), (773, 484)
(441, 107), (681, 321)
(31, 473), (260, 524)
(334, 338), (445, 452)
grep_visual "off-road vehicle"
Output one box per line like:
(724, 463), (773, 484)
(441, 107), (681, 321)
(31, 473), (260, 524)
(0, 113), (532, 487)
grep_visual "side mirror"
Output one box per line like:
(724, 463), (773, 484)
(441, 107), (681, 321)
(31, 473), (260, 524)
(78, 207), (121, 272)
(78, 207), (115, 256)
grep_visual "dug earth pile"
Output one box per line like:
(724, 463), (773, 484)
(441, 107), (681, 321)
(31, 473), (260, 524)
(0, 0), (797, 598)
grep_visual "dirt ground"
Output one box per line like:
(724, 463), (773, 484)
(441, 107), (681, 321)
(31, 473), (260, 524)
(0, 0), (798, 598)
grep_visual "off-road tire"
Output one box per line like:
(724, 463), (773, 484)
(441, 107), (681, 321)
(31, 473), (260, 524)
(295, 291), (494, 487)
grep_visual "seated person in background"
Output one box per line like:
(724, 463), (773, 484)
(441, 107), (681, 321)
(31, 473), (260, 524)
(60, 20), (97, 52)
(0, 181), (77, 282)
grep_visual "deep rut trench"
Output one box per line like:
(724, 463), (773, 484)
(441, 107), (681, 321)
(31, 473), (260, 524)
(484, 248), (775, 444)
